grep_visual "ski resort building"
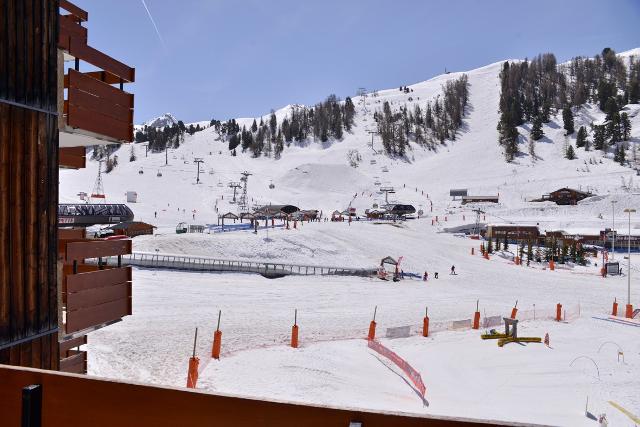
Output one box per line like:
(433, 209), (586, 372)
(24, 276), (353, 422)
(254, 204), (300, 218)
(461, 195), (499, 204)
(532, 187), (593, 205)
(485, 224), (541, 241)
(104, 221), (156, 238)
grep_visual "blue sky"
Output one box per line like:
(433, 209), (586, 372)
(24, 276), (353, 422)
(74, 0), (640, 124)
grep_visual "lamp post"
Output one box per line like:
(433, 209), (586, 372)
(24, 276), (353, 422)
(611, 200), (617, 259)
(623, 208), (635, 318)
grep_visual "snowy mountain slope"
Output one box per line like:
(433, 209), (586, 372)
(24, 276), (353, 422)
(61, 49), (640, 236)
(142, 112), (179, 129)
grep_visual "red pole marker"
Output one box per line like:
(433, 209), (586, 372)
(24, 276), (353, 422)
(423, 307), (430, 337)
(612, 298), (618, 316)
(510, 300), (518, 319)
(472, 300), (480, 329)
(186, 328), (200, 389)
(291, 309), (299, 348)
(625, 304), (634, 319)
(368, 306), (377, 340)
(212, 310), (222, 359)
(556, 303), (562, 322)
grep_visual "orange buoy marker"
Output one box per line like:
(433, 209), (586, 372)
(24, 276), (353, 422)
(555, 303), (562, 322)
(212, 310), (222, 359)
(368, 306), (377, 340)
(626, 304), (634, 319)
(472, 300), (481, 329)
(510, 300), (518, 319)
(291, 309), (299, 348)
(549, 259), (555, 271)
(186, 328), (200, 389)
(612, 298), (618, 316)
(423, 307), (430, 337)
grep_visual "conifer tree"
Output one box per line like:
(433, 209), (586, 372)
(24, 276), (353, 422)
(593, 125), (606, 151)
(530, 116), (544, 140)
(576, 126), (588, 148)
(621, 112), (631, 141)
(565, 144), (576, 160)
(562, 106), (574, 135)
(614, 144), (626, 165)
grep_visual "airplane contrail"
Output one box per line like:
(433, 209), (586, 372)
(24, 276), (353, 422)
(140, 0), (166, 50)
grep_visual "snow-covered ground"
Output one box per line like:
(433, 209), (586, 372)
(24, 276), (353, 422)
(85, 219), (640, 426)
(62, 48), (640, 425)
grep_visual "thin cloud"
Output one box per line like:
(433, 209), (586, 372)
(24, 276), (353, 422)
(140, 0), (166, 51)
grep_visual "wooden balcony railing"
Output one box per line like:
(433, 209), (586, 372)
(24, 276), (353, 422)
(58, 237), (133, 338)
(58, 0), (135, 144)
(64, 266), (132, 334)
(64, 69), (134, 142)
(1, 364), (518, 427)
(59, 147), (86, 169)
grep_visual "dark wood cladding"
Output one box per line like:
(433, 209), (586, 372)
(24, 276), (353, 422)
(0, 0), (59, 370)
(1, 365), (517, 427)
(59, 146), (86, 169)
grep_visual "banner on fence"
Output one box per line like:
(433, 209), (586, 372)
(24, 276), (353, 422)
(386, 326), (411, 339)
(367, 339), (426, 397)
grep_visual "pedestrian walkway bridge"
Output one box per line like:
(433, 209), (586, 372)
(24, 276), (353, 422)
(105, 251), (377, 278)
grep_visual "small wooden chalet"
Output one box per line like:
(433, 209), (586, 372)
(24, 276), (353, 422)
(106, 221), (156, 238)
(533, 188), (592, 205)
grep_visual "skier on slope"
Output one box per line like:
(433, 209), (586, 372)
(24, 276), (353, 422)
(423, 271), (428, 281)
(450, 265), (456, 275)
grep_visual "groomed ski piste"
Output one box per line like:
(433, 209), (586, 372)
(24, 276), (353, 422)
(60, 49), (640, 426)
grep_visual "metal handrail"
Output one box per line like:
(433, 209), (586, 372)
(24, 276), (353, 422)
(104, 251), (375, 277)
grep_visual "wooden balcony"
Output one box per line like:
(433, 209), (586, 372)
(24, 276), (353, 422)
(57, 0), (135, 146)
(59, 146), (86, 169)
(58, 237), (133, 339)
(0, 364), (511, 427)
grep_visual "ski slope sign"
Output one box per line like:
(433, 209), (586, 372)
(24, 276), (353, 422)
(367, 339), (426, 397)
